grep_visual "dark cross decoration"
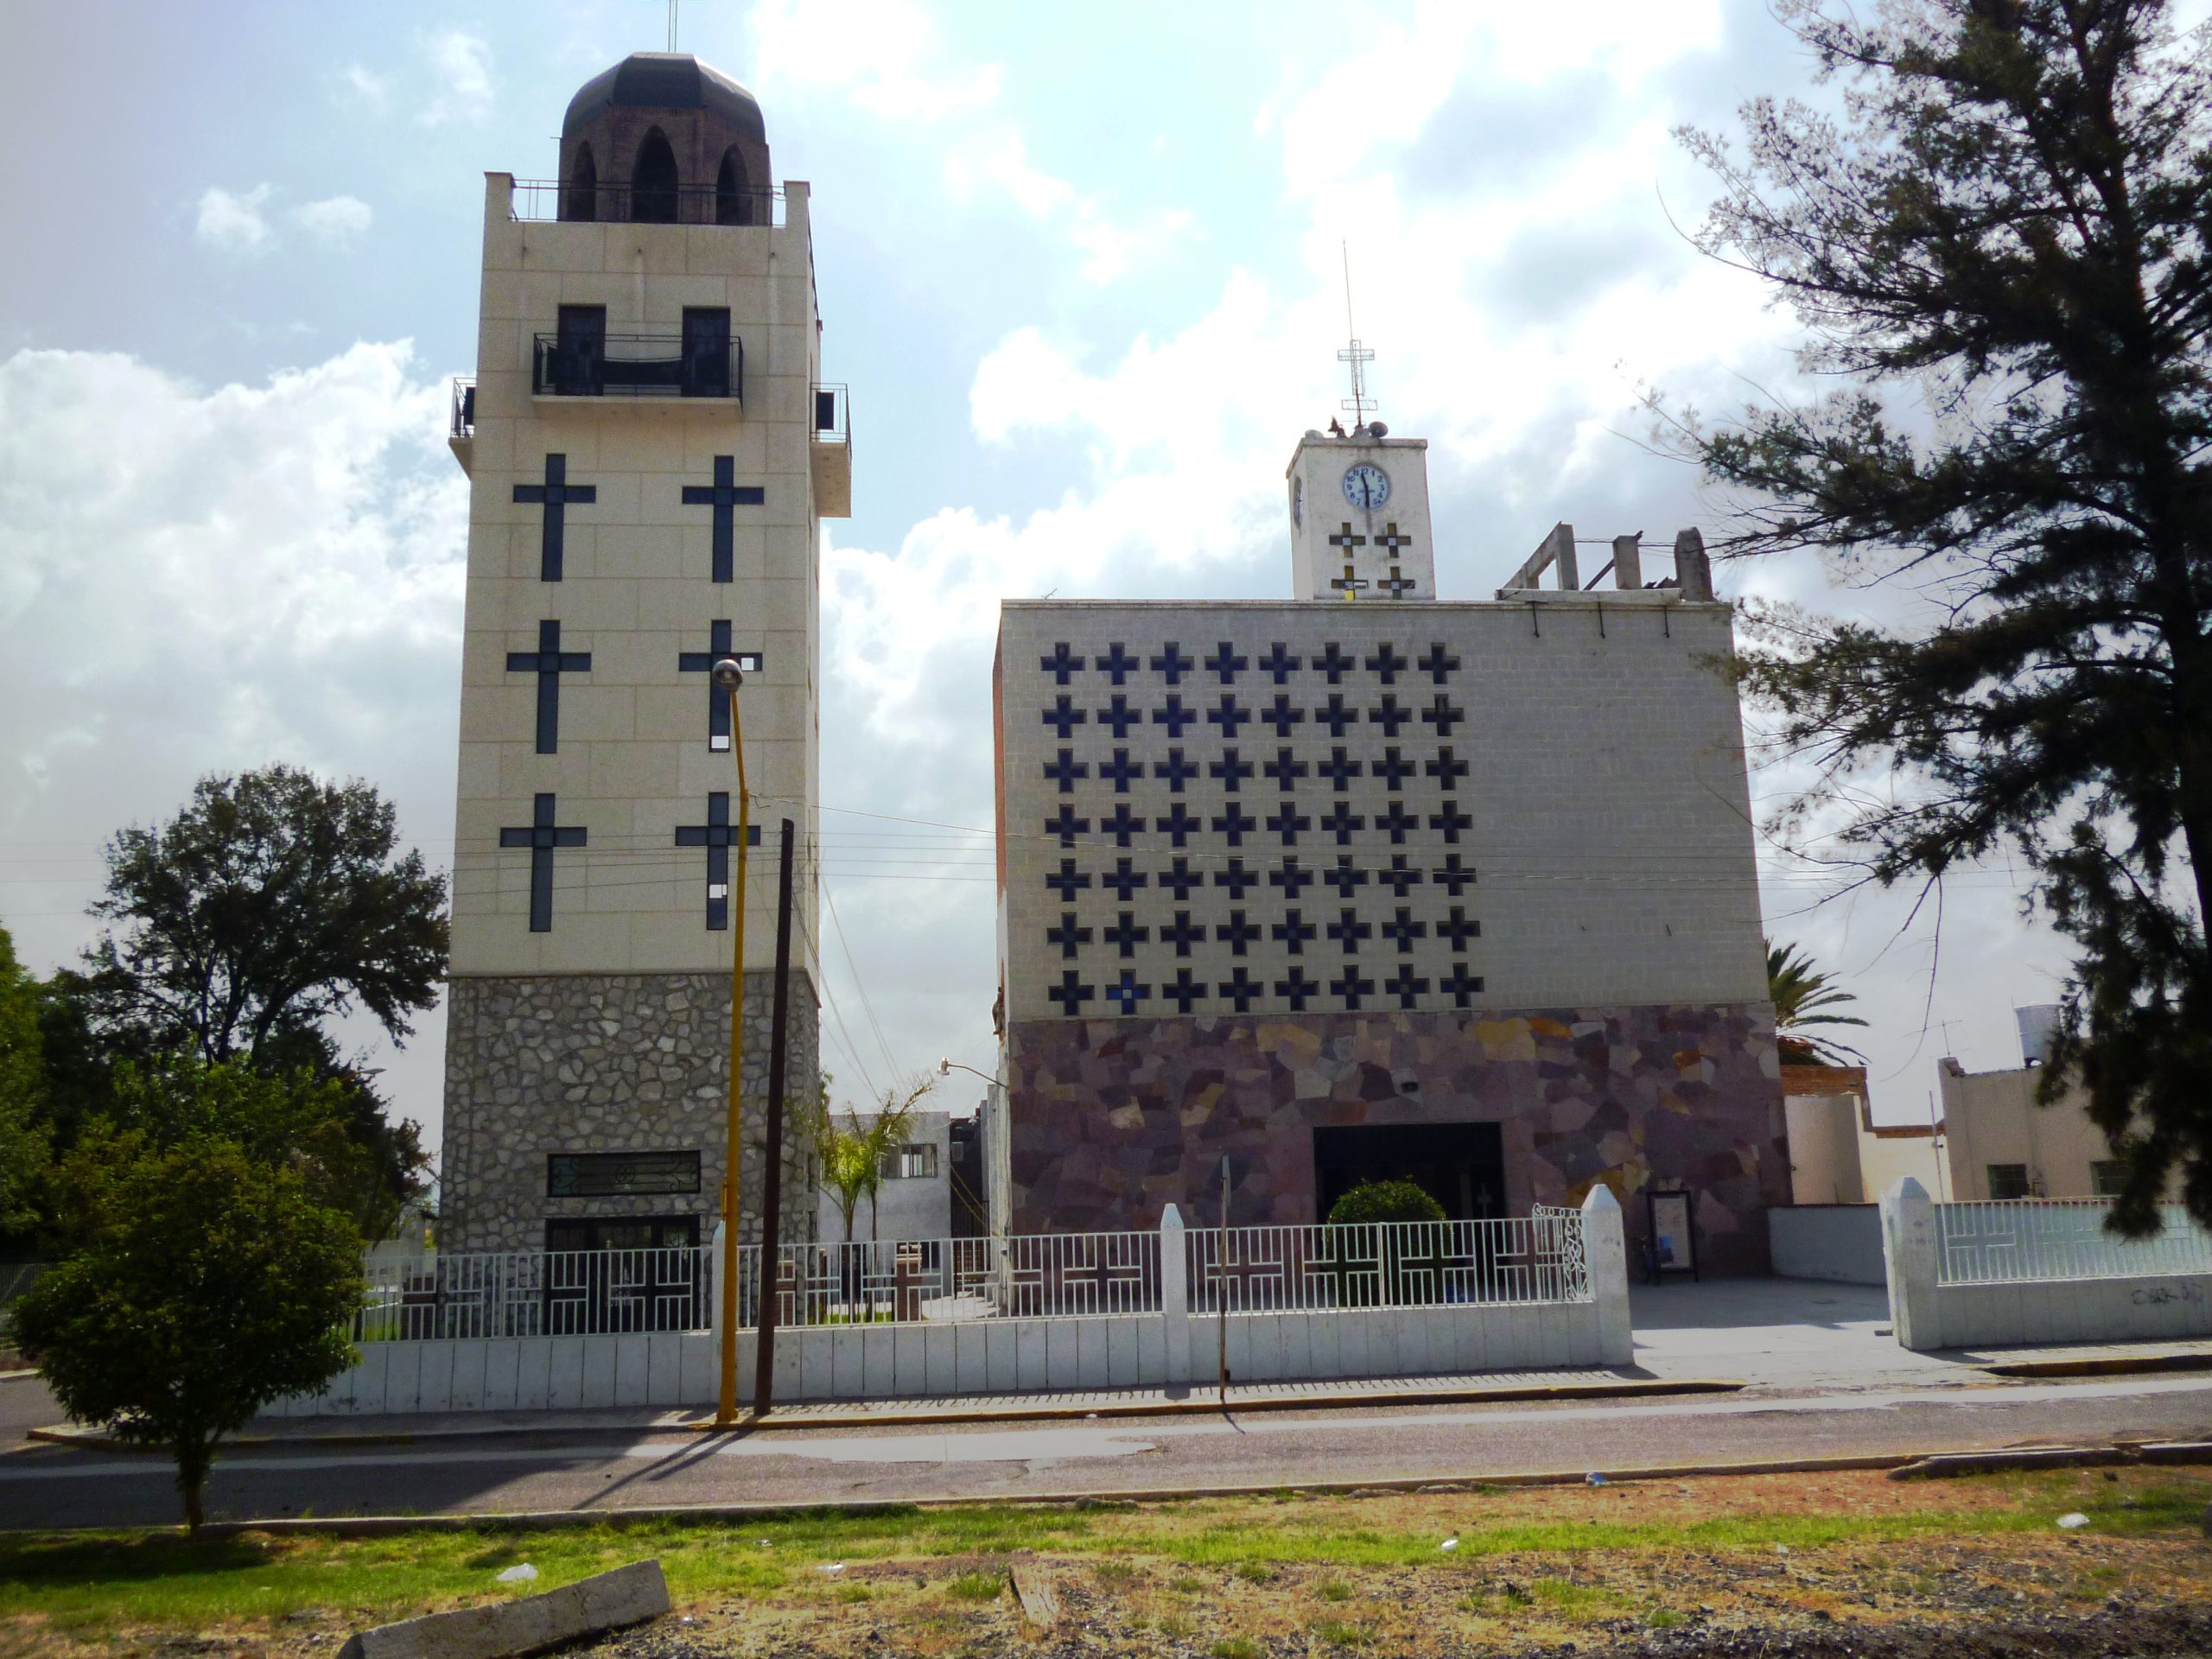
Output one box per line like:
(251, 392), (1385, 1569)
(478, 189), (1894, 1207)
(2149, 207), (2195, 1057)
(1157, 800), (1201, 846)
(1327, 523), (1368, 596)
(1214, 858), (1260, 899)
(1101, 858), (1147, 901)
(499, 792), (586, 933)
(1374, 524), (1419, 599)
(1420, 642), (1459, 683)
(1152, 695), (1197, 737)
(1429, 799), (1472, 842)
(1265, 804), (1309, 845)
(1364, 643), (1408, 683)
(1384, 965), (1429, 1009)
(1427, 746), (1471, 786)
(1331, 969), (1376, 1010)
(1043, 749), (1089, 792)
(514, 454), (596, 582)
(1374, 523), (1415, 556)
(1382, 855), (1425, 898)
(1439, 906), (1481, 950)
(1325, 856), (1370, 898)
(1319, 801), (1364, 844)
(1164, 967), (1205, 1014)
(1047, 912), (1092, 959)
(1331, 572), (1370, 596)
(1318, 747), (1362, 791)
(1099, 748), (1143, 791)
(1258, 642), (1301, 683)
(1382, 908), (1427, 953)
(1206, 694), (1250, 737)
(1379, 571), (1420, 596)
(1211, 800), (1257, 844)
(680, 457), (765, 582)
(1370, 694), (1410, 737)
(1260, 694), (1306, 737)
(1315, 642), (1356, 683)
(1204, 642), (1248, 683)
(675, 792), (757, 931)
(1103, 912), (1149, 958)
(1101, 802), (1145, 847)
(1040, 694), (1086, 739)
(1211, 748), (1255, 791)
(506, 620), (591, 754)
(1436, 854), (1474, 895)
(1272, 910), (1317, 955)
(1040, 641), (1086, 684)
(1104, 970), (1150, 1015)
(1217, 965), (1262, 1012)
(1044, 804), (1090, 847)
(1148, 641), (1193, 683)
(1421, 694), (1466, 735)
(1045, 859), (1090, 901)
(1049, 970), (1095, 1014)
(1264, 747), (1308, 790)
(1098, 695), (1142, 740)
(1375, 800), (1419, 843)
(1098, 642), (1141, 683)
(1275, 966), (1319, 1010)
(1160, 911), (1205, 956)
(677, 622), (763, 749)
(1327, 908), (1372, 954)
(1217, 911), (1262, 955)
(1315, 693), (1361, 738)
(1269, 856), (1315, 898)
(1160, 858), (1203, 901)
(1375, 747), (1417, 789)
(1441, 962), (1484, 1007)
(1154, 749), (1199, 791)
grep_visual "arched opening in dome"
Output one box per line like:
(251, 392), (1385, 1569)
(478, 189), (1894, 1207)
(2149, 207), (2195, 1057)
(563, 143), (599, 222)
(714, 147), (753, 226)
(630, 129), (679, 223)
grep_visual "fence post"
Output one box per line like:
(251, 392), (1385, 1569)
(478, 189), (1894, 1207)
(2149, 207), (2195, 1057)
(1581, 1185), (1633, 1366)
(1880, 1176), (1942, 1351)
(1160, 1205), (1192, 1385)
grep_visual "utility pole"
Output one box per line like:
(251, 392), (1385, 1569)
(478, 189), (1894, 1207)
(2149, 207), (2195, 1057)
(1217, 1154), (1230, 1405)
(753, 817), (797, 1415)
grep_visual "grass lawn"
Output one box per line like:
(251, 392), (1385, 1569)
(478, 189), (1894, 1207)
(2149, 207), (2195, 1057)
(2, 1466), (2209, 1656)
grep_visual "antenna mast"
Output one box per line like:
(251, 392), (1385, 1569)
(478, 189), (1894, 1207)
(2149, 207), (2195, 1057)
(1337, 242), (1376, 429)
(668, 0), (679, 51)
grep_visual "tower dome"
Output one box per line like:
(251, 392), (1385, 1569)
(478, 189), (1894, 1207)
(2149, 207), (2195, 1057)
(557, 52), (772, 226)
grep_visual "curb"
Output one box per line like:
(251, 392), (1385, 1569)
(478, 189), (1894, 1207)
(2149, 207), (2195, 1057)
(1982, 1351), (2212, 1380)
(26, 1376), (1745, 1455)
(1891, 1440), (2212, 1479)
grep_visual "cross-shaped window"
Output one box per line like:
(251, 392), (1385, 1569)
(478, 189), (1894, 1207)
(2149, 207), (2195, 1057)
(1206, 694), (1250, 738)
(1436, 853), (1475, 895)
(1047, 912), (1092, 959)
(1381, 908), (1427, 953)
(1274, 966), (1319, 1010)
(1426, 747), (1470, 786)
(1210, 748), (1255, 791)
(1381, 855), (1424, 898)
(513, 454), (597, 582)
(1315, 694), (1360, 738)
(1257, 643), (1300, 683)
(1314, 642), (1356, 683)
(499, 793), (587, 933)
(1268, 856), (1314, 898)
(1157, 801), (1201, 846)
(1043, 749), (1089, 792)
(1319, 802), (1364, 844)
(1217, 966), (1261, 1012)
(1160, 911), (1205, 957)
(679, 455), (765, 582)
(1325, 523), (1367, 553)
(1419, 643), (1459, 683)
(1039, 642), (1086, 684)
(1211, 801), (1256, 844)
(1152, 695), (1197, 737)
(1265, 804), (1308, 846)
(677, 621), (762, 750)
(1040, 695), (1086, 739)
(1160, 858), (1203, 901)
(1373, 523), (1415, 556)
(1441, 962), (1484, 1007)
(1098, 748), (1143, 791)
(1272, 910), (1317, 955)
(1163, 968), (1205, 1014)
(1148, 642), (1193, 683)
(1421, 694), (1466, 735)
(1103, 912), (1149, 958)
(1097, 695), (1141, 740)
(1327, 908), (1371, 954)
(1213, 858), (1259, 899)
(1332, 969), (1376, 1010)
(1045, 859), (1090, 900)
(1048, 970), (1095, 1014)
(1154, 749), (1199, 791)
(1204, 642), (1248, 683)
(1264, 748), (1308, 790)
(673, 791), (754, 931)
(1043, 804), (1089, 847)
(1260, 695), (1306, 737)
(1370, 694), (1410, 737)
(1217, 911), (1261, 954)
(1439, 906), (1481, 950)
(505, 620), (592, 754)
(1101, 803), (1145, 847)
(1375, 748), (1416, 790)
(1363, 643), (1408, 683)
(1325, 856), (1370, 898)
(1101, 858), (1147, 901)
(1384, 965), (1429, 1009)
(1098, 642), (1141, 684)
(1318, 747), (1362, 791)
(1429, 799), (1472, 842)
(1375, 801), (1419, 843)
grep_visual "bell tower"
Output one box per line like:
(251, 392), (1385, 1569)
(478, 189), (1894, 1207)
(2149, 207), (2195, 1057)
(1286, 423), (1436, 602)
(437, 53), (846, 1256)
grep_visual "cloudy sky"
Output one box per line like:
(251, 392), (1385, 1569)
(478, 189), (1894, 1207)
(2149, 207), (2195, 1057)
(0, 0), (2111, 1157)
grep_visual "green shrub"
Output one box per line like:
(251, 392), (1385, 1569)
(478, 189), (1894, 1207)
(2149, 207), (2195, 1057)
(1325, 1180), (1444, 1225)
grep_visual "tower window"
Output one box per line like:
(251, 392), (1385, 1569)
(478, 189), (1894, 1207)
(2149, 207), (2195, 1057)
(563, 143), (598, 222)
(630, 129), (679, 223)
(715, 147), (753, 226)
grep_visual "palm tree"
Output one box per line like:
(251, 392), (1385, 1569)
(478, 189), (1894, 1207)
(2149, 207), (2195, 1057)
(817, 1076), (934, 1244)
(1766, 938), (1870, 1068)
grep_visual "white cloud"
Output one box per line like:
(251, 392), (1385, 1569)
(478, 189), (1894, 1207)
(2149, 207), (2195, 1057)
(295, 195), (374, 249)
(338, 62), (391, 111)
(194, 185), (276, 257)
(419, 29), (494, 128)
(749, 0), (1001, 120)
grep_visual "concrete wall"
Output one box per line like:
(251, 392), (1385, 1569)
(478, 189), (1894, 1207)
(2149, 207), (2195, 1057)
(1784, 1092), (1866, 1205)
(1768, 1205), (1885, 1286)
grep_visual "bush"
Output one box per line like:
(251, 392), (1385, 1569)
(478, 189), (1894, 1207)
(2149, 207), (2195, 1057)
(1326, 1179), (1445, 1226)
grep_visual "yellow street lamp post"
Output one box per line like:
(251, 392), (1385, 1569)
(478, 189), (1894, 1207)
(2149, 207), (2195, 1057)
(713, 656), (750, 1427)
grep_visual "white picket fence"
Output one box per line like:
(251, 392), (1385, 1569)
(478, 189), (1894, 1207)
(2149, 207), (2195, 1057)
(1935, 1198), (2212, 1287)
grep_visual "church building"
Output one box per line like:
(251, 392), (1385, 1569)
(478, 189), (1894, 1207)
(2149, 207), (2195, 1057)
(992, 409), (1787, 1274)
(436, 54), (834, 1257)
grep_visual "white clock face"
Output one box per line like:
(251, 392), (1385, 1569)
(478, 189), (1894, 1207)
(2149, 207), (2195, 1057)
(1292, 474), (1304, 528)
(1342, 463), (1390, 511)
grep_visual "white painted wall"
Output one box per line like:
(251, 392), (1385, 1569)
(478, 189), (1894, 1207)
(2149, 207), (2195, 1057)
(1768, 1205), (1885, 1286)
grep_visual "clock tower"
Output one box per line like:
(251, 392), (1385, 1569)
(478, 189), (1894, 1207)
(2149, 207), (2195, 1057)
(1287, 424), (1436, 602)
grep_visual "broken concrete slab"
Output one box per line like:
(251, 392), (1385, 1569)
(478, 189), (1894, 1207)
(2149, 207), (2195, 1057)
(337, 1560), (669, 1659)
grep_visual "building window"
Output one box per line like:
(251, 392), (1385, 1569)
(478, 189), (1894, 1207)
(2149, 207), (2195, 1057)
(547, 1151), (701, 1198)
(1986, 1163), (2032, 1201)
(878, 1144), (938, 1181)
(2091, 1160), (2130, 1198)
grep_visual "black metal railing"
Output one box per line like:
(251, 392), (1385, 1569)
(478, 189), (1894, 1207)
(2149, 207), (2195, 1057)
(450, 376), (476, 437)
(531, 333), (743, 400)
(509, 179), (786, 227)
(812, 382), (849, 445)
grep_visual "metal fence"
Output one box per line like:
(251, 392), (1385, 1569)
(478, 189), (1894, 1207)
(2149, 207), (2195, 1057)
(1187, 1210), (1591, 1313)
(1935, 1199), (2212, 1287)
(354, 1246), (717, 1341)
(760, 1232), (1163, 1326)
(507, 178), (787, 227)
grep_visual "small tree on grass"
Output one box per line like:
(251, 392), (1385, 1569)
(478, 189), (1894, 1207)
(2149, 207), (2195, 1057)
(11, 1139), (364, 1529)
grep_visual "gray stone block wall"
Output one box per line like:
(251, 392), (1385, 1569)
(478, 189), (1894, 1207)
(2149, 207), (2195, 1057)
(440, 969), (820, 1254)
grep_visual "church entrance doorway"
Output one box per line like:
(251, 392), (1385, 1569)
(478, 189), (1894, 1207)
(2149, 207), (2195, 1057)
(543, 1216), (702, 1332)
(1312, 1122), (1506, 1223)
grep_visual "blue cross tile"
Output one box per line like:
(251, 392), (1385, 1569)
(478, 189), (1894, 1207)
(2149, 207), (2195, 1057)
(1437, 853), (1475, 895)
(1274, 966), (1319, 1010)
(1103, 911), (1149, 957)
(1217, 965), (1262, 1011)
(1157, 800), (1201, 847)
(1103, 969), (1151, 1015)
(1315, 694), (1360, 738)
(1260, 694), (1306, 738)
(1164, 967), (1205, 1014)
(1044, 804), (1090, 847)
(1211, 801), (1257, 845)
(1101, 857), (1148, 901)
(1265, 804), (1309, 845)
(1040, 641), (1086, 684)
(1154, 748), (1200, 791)
(1043, 749), (1089, 793)
(1264, 748), (1308, 791)
(1041, 696), (1086, 739)
(1327, 908), (1371, 954)
(1160, 911), (1205, 956)
(1419, 643), (1460, 683)
(1364, 643), (1408, 683)
(1375, 801), (1419, 843)
(1097, 695), (1142, 740)
(1217, 910), (1262, 954)
(1098, 642), (1141, 684)
(1375, 748), (1417, 789)
(1439, 906), (1481, 950)
(1382, 908), (1427, 953)
(1049, 970), (1096, 1014)
(1382, 855), (1424, 898)
(1272, 909), (1316, 955)
(1314, 642), (1356, 683)
(1047, 912), (1093, 959)
(1213, 858), (1259, 899)
(1421, 693), (1466, 735)
(1429, 799), (1472, 842)
(1210, 748), (1255, 791)
(1045, 859), (1091, 900)
(1331, 969), (1376, 1010)
(1370, 694), (1410, 737)
(1258, 642), (1300, 683)
(1160, 857), (1203, 901)
(1441, 962), (1484, 1007)
(1385, 965), (1429, 1008)
(1268, 856), (1314, 897)
(1102, 802), (1146, 847)
(1152, 695), (1197, 737)
(1205, 642), (1249, 683)
(1099, 748), (1144, 791)
(1319, 801), (1364, 845)
(1426, 746), (1471, 786)
(1206, 694), (1251, 738)
(1325, 856), (1370, 899)
(1148, 641), (1193, 683)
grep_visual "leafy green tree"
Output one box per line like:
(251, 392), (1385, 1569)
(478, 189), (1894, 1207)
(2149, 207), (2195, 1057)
(1766, 939), (1871, 1068)
(11, 1138), (363, 1529)
(0, 926), (52, 1235)
(1669, 0), (2212, 1230)
(77, 765), (447, 1064)
(1326, 1179), (1446, 1226)
(817, 1077), (934, 1244)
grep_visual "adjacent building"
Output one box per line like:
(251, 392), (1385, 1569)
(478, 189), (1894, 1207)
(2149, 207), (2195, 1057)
(436, 54), (836, 1255)
(990, 420), (1788, 1274)
(1939, 1007), (2139, 1201)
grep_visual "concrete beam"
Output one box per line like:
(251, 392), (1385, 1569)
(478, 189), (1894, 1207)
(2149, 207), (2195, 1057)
(338, 1560), (670, 1659)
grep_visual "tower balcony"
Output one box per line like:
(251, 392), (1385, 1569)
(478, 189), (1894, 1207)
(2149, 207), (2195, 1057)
(810, 382), (851, 518)
(531, 333), (743, 404)
(448, 376), (476, 471)
(508, 178), (787, 227)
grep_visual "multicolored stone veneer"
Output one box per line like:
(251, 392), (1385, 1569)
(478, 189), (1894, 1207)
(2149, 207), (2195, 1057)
(1006, 1001), (1787, 1277)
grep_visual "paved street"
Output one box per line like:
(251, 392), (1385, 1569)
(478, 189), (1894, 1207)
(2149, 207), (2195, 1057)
(7, 1279), (2211, 1532)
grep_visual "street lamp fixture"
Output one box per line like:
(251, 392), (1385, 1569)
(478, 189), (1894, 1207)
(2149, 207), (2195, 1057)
(938, 1058), (999, 1086)
(714, 657), (749, 1427)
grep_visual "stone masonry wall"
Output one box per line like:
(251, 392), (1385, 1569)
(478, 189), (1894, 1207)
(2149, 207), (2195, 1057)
(440, 970), (820, 1254)
(1007, 1001), (1785, 1277)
